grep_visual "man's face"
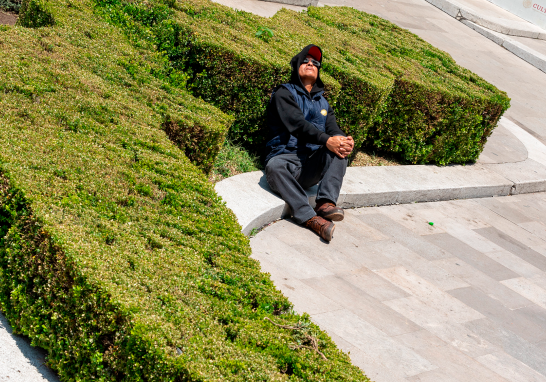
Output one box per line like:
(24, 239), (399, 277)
(298, 54), (318, 84)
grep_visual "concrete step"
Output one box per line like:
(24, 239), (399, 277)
(426, 0), (546, 39)
(215, 118), (546, 235)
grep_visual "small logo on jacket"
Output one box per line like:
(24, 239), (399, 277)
(321, 109), (327, 116)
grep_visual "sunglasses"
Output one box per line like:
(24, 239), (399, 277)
(303, 58), (321, 68)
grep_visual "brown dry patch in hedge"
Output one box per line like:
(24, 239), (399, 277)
(350, 149), (402, 167)
(0, 10), (17, 25)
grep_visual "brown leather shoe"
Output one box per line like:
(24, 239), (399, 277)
(315, 200), (344, 221)
(305, 216), (335, 241)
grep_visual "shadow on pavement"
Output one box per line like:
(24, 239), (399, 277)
(0, 311), (60, 382)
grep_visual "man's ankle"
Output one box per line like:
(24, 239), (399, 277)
(315, 199), (335, 208)
(315, 200), (344, 222)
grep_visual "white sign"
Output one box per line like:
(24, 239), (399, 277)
(487, 0), (546, 30)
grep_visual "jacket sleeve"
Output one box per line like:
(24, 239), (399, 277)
(273, 88), (330, 145)
(325, 105), (346, 137)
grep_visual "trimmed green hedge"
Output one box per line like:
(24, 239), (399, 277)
(98, 0), (388, 152)
(306, 6), (510, 164)
(0, 0), (21, 12)
(98, 0), (509, 164)
(268, 8), (393, 153)
(163, 112), (229, 173)
(17, 0), (55, 27)
(0, 0), (366, 380)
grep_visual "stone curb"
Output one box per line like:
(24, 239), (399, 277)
(462, 20), (546, 74)
(425, 0), (546, 39)
(257, 0), (317, 7)
(215, 118), (546, 235)
(425, 0), (546, 74)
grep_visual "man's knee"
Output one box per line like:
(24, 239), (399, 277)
(265, 157), (289, 192)
(266, 156), (302, 190)
(266, 157), (284, 173)
(266, 157), (287, 182)
(323, 149), (348, 169)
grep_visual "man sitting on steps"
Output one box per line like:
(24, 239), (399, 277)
(265, 44), (354, 242)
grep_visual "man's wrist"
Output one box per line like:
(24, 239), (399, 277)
(319, 134), (330, 145)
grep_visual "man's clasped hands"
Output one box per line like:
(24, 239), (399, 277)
(326, 135), (355, 159)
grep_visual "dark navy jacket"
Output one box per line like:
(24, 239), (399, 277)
(265, 45), (346, 163)
(265, 83), (331, 162)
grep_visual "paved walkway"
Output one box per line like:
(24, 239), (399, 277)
(0, 313), (59, 381)
(447, 0), (535, 24)
(251, 193), (546, 381)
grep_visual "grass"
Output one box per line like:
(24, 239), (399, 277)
(210, 140), (262, 183)
(209, 144), (400, 184)
(209, 142), (401, 183)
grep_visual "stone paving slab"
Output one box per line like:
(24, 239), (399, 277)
(250, 192), (546, 381)
(464, 318), (546, 376)
(476, 123), (527, 164)
(257, 0), (317, 6)
(425, 233), (520, 280)
(475, 351), (546, 382)
(213, 0), (305, 16)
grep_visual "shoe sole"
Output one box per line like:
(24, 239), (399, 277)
(323, 224), (335, 241)
(322, 211), (344, 222)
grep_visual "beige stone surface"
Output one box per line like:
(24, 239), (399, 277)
(252, 193), (546, 381)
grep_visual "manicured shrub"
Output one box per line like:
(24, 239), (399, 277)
(269, 8), (394, 151)
(0, 0), (367, 380)
(0, 0), (21, 13)
(16, 0), (54, 27)
(165, 0), (387, 150)
(98, 0), (387, 152)
(163, 112), (232, 173)
(169, 1), (343, 150)
(306, 6), (510, 164)
(99, 0), (509, 165)
(374, 74), (508, 164)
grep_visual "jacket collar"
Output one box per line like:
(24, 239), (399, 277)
(291, 83), (324, 99)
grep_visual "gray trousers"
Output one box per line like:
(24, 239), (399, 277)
(265, 147), (348, 224)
